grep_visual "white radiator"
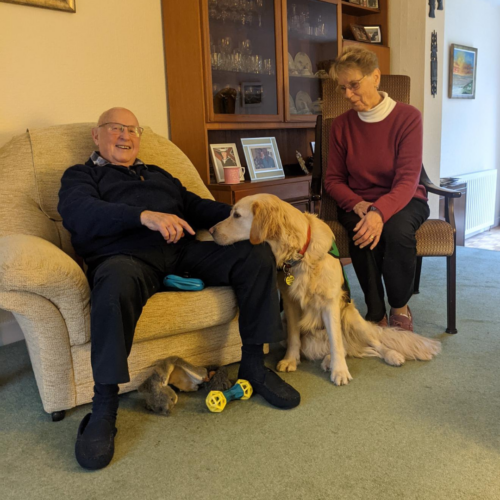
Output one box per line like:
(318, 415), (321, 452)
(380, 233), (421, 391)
(456, 169), (497, 237)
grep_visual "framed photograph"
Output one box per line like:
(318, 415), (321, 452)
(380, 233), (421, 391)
(367, 0), (379, 8)
(209, 143), (244, 183)
(0, 0), (76, 12)
(350, 24), (371, 43)
(241, 137), (285, 182)
(348, 0), (362, 4)
(448, 44), (478, 99)
(364, 25), (382, 44)
(241, 82), (263, 108)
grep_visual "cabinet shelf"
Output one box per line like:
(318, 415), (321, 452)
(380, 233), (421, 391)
(341, 2), (380, 17)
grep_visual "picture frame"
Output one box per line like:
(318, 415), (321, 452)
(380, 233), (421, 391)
(241, 82), (263, 108)
(348, 0), (362, 4)
(0, 0), (76, 12)
(367, 0), (379, 8)
(209, 143), (244, 183)
(241, 137), (285, 182)
(350, 24), (371, 43)
(448, 44), (478, 99)
(310, 142), (315, 154)
(364, 25), (382, 44)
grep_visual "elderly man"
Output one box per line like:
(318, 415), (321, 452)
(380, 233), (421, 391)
(58, 108), (300, 470)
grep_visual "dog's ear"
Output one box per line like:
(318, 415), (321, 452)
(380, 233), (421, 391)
(250, 199), (282, 244)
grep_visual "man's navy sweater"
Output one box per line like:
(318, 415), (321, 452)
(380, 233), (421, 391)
(58, 158), (231, 264)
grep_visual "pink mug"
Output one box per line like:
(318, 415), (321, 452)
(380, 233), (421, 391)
(223, 166), (245, 184)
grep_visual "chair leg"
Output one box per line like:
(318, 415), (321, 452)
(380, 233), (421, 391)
(51, 410), (66, 422)
(446, 253), (458, 334)
(413, 256), (423, 294)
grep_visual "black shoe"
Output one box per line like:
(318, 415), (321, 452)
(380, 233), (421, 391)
(75, 413), (117, 470)
(239, 367), (300, 409)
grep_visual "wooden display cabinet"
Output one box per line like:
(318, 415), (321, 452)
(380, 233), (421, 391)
(162, 0), (390, 200)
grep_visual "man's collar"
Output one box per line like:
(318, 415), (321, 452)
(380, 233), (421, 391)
(90, 151), (145, 167)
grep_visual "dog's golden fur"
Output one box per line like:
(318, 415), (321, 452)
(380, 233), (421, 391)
(212, 194), (441, 385)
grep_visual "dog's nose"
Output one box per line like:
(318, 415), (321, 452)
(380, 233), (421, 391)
(209, 226), (215, 235)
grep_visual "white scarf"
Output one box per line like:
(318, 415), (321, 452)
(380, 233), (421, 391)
(357, 91), (397, 123)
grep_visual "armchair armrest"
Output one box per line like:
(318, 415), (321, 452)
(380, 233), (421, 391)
(420, 168), (462, 199)
(0, 234), (90, 345)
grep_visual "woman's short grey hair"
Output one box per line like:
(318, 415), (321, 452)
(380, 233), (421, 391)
(329, 46), (379, 81)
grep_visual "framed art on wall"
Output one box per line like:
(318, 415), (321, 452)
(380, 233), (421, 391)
(448, 44), (478, 99)
(241, 137), (285, 182)
(209, 143), (244, 183)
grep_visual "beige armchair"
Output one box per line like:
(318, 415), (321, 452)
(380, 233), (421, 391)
(0, 124), (243, 420)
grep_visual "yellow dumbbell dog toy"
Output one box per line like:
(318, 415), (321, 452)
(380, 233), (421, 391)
(206, 379), (253, 413)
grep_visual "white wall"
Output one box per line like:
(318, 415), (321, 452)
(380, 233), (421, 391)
(389, 1), (443, 217)
(440, 0), (500, 224)
(0, 0), (169, 345)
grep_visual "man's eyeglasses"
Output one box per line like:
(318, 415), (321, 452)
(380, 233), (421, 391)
(337, 75), (367, 93)
(99, 122), (144, 137)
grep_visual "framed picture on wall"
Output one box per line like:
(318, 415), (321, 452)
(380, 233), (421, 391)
(364, 25), (382, 44)
(350, 24), (371, 43)
(448, 44), (478, 99)
(209, 143), (244, 183)
(241, 137), (285, 182)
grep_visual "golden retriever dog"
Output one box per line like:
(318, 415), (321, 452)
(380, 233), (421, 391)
(211, 194), (441, 385)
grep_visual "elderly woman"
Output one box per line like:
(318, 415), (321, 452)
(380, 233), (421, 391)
(324, 46), (429, 331)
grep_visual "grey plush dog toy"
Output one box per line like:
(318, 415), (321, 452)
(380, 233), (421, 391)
(138, 356), (232, 415)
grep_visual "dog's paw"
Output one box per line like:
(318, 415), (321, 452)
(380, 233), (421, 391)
(321, 355), (331, 372)
(277, 358), (299, 372)
(384, 350), (405, 366)
(330, 368), (353, 386)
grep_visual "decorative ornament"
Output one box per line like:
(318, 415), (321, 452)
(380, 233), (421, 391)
(431, 31), (438, 98)
(429, 0), (436, 18)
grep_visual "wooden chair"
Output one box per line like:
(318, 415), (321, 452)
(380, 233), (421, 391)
(312, 75), (461, 333)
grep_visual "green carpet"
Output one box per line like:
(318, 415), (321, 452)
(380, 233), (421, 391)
(1, 246), (499, 500)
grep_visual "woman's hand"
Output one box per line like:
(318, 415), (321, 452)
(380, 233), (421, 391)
(140, 211), (195, 243)
(353, 200), (373, 218)
(353, 210), (384, 250)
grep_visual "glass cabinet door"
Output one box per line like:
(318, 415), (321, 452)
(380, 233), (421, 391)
(285, 0), (339, 121)
(207, 0), (282, 120)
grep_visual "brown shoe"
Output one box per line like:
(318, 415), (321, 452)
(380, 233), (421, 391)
(389, 307), (413, 332)
(377, 315), (388, 327)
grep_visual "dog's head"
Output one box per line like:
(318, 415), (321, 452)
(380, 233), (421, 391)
(211, 194), (285, 246)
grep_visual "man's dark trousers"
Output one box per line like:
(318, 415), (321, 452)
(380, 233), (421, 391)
(87, 240), (282, 385)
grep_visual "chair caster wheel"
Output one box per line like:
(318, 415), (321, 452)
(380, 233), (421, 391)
(51, 410), (66, 422)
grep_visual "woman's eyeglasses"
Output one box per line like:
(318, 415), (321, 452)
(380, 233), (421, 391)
(337, 75), (367, 93)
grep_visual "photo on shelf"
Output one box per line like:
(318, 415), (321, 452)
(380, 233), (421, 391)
(367, 0), (379, 8)
(348, 0), (362, 4)
(364, 25), (382, 44)
(448, 44), (478, 99)
(350, 24), (371, 43)
(241, 137), (285, 182)
(209, 143), (244, 183)
(241, 82), (263, 108)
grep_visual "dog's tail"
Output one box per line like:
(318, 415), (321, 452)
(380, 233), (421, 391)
(341, 302), (441, 361)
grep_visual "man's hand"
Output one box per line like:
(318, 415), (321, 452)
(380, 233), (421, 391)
(140, 211), (195, 244)
(353, 210), (383, 250)
(353, 200), (373, 218)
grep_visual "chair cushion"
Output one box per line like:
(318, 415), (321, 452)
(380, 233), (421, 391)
(325, 218), (455, 259)
(132, 287), (238, 344)
(415, 219), (454, 256)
